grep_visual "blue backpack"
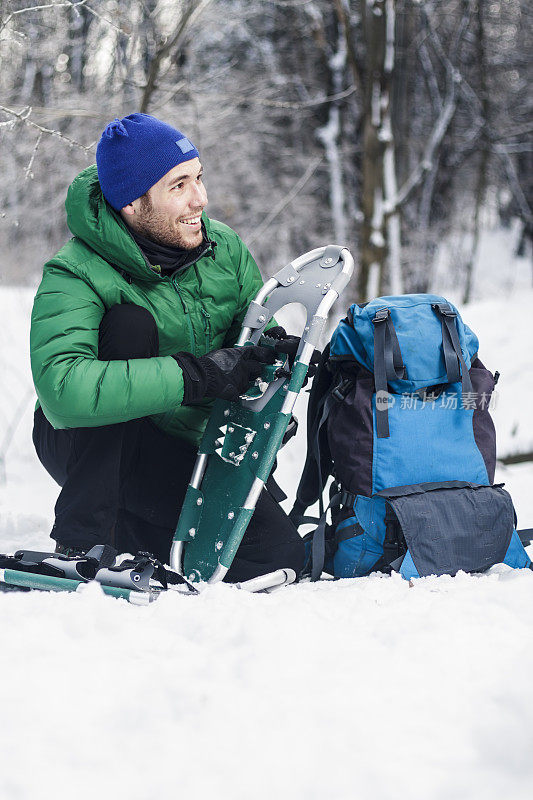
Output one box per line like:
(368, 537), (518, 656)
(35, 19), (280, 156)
(290, 294), (532, 580)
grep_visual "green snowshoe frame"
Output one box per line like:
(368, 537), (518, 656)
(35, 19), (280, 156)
(171, 245), (355, 585)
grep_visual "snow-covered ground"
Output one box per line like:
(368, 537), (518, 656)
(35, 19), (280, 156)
(1, 269), (533, 799)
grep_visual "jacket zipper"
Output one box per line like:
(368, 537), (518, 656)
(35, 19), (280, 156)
(172, 276), (196, 356)
(192, 264), (211, 353)
(200, 307), (211, 352)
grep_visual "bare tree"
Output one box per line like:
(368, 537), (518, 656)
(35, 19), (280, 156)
(0, 0), (530, 295)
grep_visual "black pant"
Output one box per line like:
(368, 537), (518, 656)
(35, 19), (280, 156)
(32, 304), (304, 582)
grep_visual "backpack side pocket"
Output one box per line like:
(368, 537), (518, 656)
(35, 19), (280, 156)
(376, 481), (514, 577)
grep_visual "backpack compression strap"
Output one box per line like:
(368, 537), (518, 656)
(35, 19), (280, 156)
(290, 373), (354, 581)
(431, 303), (473, 396)
(518, 529), (533, 547)
(290, 346), (334, 522)
(372, 308), (406, 438)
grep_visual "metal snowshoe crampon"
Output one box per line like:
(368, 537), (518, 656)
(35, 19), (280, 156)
(0, 545), (197, 604)
(171, 245), (355, 589)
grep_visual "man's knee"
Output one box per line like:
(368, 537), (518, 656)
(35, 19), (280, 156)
(98, 304), (159, 360)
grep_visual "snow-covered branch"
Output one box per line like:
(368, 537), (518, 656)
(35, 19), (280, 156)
(418, 2), (533, 228)
(316, 27), (348, 244)
(418, 43), (441, 115)
(24, 130), (43, 180)
(140, 0), (213, 112)
(247, 156), (323, 246)
(0, 0), (130, 37)
(383, 2), (473, 218)
(0, 105), (95, 152)
(146, 85), (358, 111)
(385, 74), (457, 216)
(495, 148), (533, 227)
(1, 1), (87, 34)
(333, 0), (363, 92)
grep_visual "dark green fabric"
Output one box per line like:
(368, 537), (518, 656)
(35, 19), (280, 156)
(30, 164), (269, 446)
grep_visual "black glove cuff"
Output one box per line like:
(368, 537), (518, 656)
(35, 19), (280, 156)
(196, 355), (225, 399)
(172, 353), (208, 404)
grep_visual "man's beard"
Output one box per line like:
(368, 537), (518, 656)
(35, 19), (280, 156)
(133, 194), (203, 250)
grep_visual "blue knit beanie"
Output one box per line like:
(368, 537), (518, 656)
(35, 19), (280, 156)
(96, 113), (200, 210)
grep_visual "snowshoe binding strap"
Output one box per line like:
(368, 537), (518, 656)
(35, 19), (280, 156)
(2, 544), (119, 582)
(95, 551), (198, 594)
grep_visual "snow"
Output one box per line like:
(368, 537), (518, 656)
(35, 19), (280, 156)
(2, 568), (533, 799)
(1, 270), (533, 800)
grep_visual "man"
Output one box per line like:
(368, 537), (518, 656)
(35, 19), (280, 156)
(30, 112), (305, 582)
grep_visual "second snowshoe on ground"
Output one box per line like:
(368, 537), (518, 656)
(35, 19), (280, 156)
(0, 545), (196, 603)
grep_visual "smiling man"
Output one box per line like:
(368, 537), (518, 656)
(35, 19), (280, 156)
(30, 113), (305, 582)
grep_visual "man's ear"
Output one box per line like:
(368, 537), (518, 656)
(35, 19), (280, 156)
(121, 202), (135, 217)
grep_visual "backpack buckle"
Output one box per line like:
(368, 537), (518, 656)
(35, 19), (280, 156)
(340, 489), (356, 508)
(332, 378), (354, 401)
(432, 303), (456, 318)
(372, 308), (390, 324)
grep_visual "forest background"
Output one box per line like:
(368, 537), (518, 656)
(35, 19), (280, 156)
(0, 0), (531, 302)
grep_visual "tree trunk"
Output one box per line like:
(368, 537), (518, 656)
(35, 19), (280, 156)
(359, 0), (400, 299)
(463, 0), (489, 304)
(317, 26), (348, 244)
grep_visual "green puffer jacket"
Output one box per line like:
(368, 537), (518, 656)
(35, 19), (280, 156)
(30, 165), (270, 446)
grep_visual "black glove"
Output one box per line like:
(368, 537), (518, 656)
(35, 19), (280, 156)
(174, 344), (276, 404)
(264, 326), (321, 376)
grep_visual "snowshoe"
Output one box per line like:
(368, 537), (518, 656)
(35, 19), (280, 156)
(0, 545), (197, 604)
(170, 245), (355, 588)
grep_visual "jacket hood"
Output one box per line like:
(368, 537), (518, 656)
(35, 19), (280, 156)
(65, 165), (212, 281)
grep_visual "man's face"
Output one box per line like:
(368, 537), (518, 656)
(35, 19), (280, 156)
(122, 157), (208, 249)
